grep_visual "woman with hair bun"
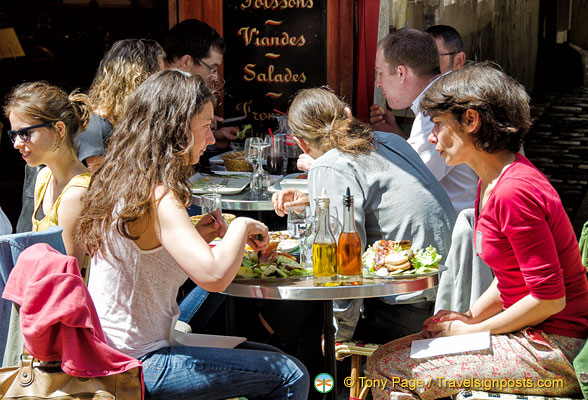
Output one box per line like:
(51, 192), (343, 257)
(269, 87), (455, 357)
(4, 81), (92, 266)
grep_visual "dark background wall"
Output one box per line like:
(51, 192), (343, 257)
(0, 0), (169, 228)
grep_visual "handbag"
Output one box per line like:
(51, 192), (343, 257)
(0, 348), (142, 399)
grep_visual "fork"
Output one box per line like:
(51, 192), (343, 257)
(220, 177), (230, 186)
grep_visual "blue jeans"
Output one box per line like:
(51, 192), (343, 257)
(178, 286), (225, 330)
(140, 341), (309, 400)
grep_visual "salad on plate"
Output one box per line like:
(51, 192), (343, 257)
(362, 240), (442, 278)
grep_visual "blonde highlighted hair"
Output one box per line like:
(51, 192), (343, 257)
(88, 38), (164, 125)
(287, 87), (374, 155)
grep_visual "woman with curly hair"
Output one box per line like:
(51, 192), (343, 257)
(367, 62), (588, 399)
(78, 38), (164, 172)
(5, 81), (92, 265)
(77, 70), (309, 400)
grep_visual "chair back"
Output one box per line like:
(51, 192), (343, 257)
(0, 226), (66, 366)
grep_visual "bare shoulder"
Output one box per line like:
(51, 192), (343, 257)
(59, 185), (88, 207)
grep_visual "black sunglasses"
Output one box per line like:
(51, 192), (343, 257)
(7, 122), (55, 144)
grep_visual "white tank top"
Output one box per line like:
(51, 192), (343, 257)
(88, 229), (188, 359)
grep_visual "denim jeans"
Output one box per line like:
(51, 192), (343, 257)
(139, 341), (309, 400)
(178, 286), (225, 330)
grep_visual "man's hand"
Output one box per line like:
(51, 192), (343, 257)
(369, 104), (407, 139)
(213, 126), (239, 149)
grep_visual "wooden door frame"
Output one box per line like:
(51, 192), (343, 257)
(168, 0), (354, 101)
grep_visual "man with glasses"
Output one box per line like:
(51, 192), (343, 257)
(164, 19), (238, 147)
(425, 24), (466, 74)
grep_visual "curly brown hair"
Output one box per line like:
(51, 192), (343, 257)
(88, 39), (164, 126)
(4, 81), (92, 149)
(77, 70), (215, 256)
(420, 61), (531, 154)
(287, 87), (374, 155)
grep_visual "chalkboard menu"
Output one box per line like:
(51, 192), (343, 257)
(222, 0), (328, 134)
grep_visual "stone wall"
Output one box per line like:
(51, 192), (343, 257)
(400, 0), (540, 92)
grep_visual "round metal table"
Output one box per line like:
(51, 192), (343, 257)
(192, 188), (274, 211)
(223, 274), (440, 400)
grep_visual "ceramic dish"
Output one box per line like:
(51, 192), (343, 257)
(269, 173), (308, 194)
(190, 173), (250, 195)
(363, 265), (447, 280)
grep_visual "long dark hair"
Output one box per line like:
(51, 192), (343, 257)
(78, 70), (215, 256)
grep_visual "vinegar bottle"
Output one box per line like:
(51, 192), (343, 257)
(312, 190), (338, 286)
(337, 187), (363, 285)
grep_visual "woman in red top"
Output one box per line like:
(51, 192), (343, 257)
(367, 62), (588, 399)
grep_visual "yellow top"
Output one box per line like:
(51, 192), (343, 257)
(32, 168), (92, 232)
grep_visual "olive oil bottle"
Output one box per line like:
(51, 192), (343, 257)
(312, 191), (338, 286)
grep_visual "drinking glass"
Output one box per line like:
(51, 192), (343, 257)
(287, 207), (310, 267)
(264, 134), (286, 175)
(248, 138), (271, 195)
(201, 193), (222, 215)
(244, 137), (262, 168)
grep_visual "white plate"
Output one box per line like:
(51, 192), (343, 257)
(269, 173), (308, 194)
(212, 171), (251, 177)
(363, 265), (447, 280)
(190, 173), (250, 195)
(277, 239), (300, 253)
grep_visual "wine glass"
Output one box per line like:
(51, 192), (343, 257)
(287, 206), (310, 267)
(244, 137), (262, 168)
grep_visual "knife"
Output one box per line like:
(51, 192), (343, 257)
(221, 115), (246, 124)
(256, 234), (263, 268)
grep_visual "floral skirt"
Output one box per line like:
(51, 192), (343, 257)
(367, 329), (584, 400)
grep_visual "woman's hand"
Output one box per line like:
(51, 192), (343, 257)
(422, 310), (476, 338)
(296, 154), (314, 172)
(272, 188), (310, 217)
(195, 209), (227, 243)
(239, 217), (269, 252)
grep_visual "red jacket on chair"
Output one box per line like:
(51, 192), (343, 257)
(2, 243), (143, 396)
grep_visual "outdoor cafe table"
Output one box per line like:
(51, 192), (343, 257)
(192, 188), (286, 230)
(223, 274), (440, 399)
(192, 188), (274, 212)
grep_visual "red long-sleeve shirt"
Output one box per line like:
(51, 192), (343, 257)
(474, 153), (588, 338)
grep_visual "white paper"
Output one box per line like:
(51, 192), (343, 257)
(410, 331), (490, 359)
(174, 331), (247, 349)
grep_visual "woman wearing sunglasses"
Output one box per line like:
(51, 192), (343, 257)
(4, 82), (92, 266)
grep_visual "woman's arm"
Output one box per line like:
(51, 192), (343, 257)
(154, 188), (268, 292)
(57, 186), (89, 267)
(426, 277), (565, 336)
